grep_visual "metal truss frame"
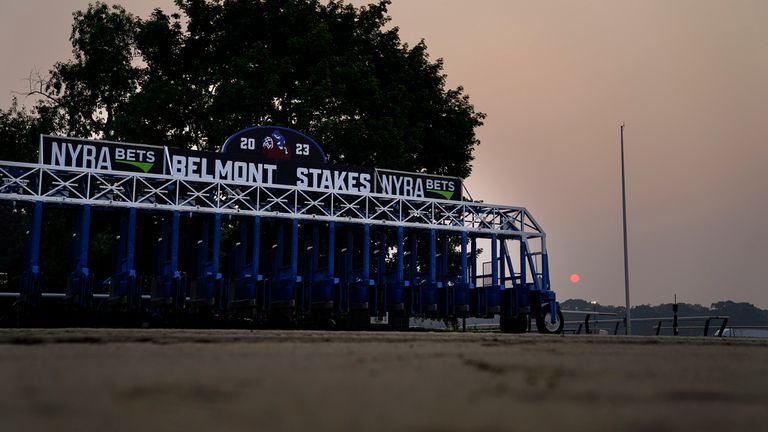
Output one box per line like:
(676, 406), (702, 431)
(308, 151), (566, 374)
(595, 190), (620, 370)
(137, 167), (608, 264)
(0, 161), (545, 239)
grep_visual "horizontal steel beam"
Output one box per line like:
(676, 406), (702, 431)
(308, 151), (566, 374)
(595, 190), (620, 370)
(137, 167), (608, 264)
(0, 161), (546, 238)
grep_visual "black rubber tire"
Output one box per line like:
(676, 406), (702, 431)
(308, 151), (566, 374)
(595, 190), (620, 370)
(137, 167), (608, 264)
(500, 315), (529, 333)
(536, 305), (564, 334)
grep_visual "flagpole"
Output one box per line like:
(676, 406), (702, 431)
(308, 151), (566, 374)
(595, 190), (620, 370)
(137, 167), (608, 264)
(620, 123), (632, 335)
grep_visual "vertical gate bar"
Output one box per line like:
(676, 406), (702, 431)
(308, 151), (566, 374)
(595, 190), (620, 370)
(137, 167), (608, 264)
(409, 233), (418, 281)
(29, 201), (43, 270)
(275, 223), (284, 275)
(79, 204), (91, 269)
(290, 219), (299, 279)
(441, 235), (448, 281)
(126, 207), (136, 271)
(378, 231), (386, 280)
(328, 222), (335, 279)
(252, 215), (261, 276)
(212, 213), (221, 275)
(312, 224), (320, 269)
(397, 226), (404, 283)
(362, 224), (370, 281)
(470, 236), (477, 285)
(460, 231), (468, 284)
(346, 229), (354, 273)
(519, 239), (527, 286)
(429, 229), (436, 283)
(499, 237), (506, 288)
(491, 234), (498, 287)
(170, 210), (180, 273)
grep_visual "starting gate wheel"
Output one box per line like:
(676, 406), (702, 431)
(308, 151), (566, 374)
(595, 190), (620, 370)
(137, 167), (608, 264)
(536, 305), (564, 334)
(500, 315), (529, 333)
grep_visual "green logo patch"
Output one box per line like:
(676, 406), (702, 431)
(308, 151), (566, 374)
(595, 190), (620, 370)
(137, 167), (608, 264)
(427, 189), (454, 200)
(116, 160), (154, 173)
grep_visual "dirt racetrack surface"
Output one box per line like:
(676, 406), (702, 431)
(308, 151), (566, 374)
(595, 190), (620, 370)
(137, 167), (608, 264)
(1, 329), (767, 432)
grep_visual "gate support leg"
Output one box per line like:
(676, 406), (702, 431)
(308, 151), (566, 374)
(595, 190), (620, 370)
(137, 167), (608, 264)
(328, 222), (335, 279)
(397, 227), (404, 283)
(171, 210), (182, 310)
(124, 207), (138, 309)
(20, 201), (44, 307)
(291, 219), (299, 281)
(460, 232), (468, 284)
(68, 204), (92, 309)
(362, 224), (370, 281)
(252, 216), (261, 277)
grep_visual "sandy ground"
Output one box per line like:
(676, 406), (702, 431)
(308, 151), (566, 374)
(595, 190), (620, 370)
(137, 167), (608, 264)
(0, 329), (767, 432)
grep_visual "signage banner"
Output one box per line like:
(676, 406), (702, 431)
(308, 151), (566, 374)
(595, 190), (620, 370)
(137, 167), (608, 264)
(376, 169), (462, 201)
(167, 147), (375, 194)
(39, 135), (165, 175)
(39, 133), (463, 201)
(167, 147), (461, 200)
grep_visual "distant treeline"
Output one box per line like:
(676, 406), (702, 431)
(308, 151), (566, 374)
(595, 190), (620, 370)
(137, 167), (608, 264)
(561, 299), (768, 336)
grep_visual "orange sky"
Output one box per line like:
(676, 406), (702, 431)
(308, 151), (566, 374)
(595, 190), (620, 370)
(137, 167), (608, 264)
(2, 0), (767, 307)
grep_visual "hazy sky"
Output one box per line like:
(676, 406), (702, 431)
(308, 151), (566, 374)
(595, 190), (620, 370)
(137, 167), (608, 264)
(1, 0), (766, 307)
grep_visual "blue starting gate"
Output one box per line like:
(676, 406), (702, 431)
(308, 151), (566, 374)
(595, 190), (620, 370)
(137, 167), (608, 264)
(0, 128), (563, 332)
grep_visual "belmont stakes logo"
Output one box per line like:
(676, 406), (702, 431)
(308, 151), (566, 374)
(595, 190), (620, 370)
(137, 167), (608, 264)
(39, 126), (463, 201)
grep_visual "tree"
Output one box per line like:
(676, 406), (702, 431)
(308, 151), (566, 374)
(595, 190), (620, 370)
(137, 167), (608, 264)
(0, 98), (49, 162)
(32, 0), (484, 178)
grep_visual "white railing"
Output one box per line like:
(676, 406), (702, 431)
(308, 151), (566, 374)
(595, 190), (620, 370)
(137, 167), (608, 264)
(0, 161), (545, 237)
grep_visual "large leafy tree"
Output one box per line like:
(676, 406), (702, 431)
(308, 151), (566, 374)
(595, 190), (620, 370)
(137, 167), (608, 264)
(25, 0), (484, 178)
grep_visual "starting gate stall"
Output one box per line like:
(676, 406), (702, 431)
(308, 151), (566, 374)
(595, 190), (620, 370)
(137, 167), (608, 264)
(227, 216), (265, 317)
(107, 208), (140, 311)
(187, 213), (223, 312)
(0, 126), (563, 333)
(304, 222), (338, 315)
(150, 211), (185, 314)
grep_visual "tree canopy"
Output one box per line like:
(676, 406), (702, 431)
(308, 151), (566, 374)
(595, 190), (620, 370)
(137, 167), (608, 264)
(5, 0), (484, 178)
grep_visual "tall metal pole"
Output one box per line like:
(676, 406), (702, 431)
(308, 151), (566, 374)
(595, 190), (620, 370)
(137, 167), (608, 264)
(620, 123), (632, 335)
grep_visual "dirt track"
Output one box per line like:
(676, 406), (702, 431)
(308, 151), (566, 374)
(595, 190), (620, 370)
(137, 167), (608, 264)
(1, 329), (767, 432)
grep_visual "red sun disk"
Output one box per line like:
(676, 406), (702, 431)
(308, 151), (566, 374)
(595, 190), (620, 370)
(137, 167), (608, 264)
(569, 273), (581, 284)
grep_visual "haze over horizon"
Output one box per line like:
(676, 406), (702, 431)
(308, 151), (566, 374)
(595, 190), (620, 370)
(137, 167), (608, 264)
(1, 0), (766, 308)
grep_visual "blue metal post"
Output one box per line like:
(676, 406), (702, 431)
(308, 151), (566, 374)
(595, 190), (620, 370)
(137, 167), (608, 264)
(252, 216), (261, 275)
(378, 232), (386, 281)
(328, 222), (335, 278)
(502, 241), (518, 288)
(429, 229), (436, 283)
(22, 201), (44, 305)
(79, 204), (91, 270)
(524, 242), (540, 290)
(170, 210), (180, 272)
(126, 207), (136, 270)
(312, 224), (320, 269)
(470, 237), (477, 283)
(460, 231), (468, 284)
(409, 233), (418, 281)
(212, 213), (221, 274)
(291, 219), (299, 278)
(519, 240), (527, 285)
(346, 229), (354, 272)
(491, 234), (498, 286)
(397, 226), (404, 283)
(275, 223), (284, 274)
(499, 238), (506, 287)
(29, 201), (43, 270)
(362, 224), (370, 280)
(441, 235), (448, 281)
